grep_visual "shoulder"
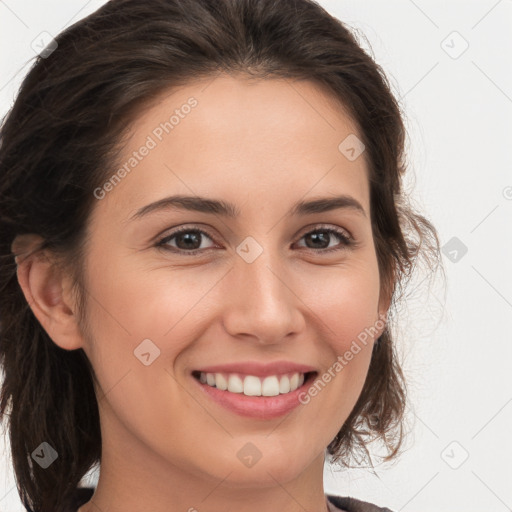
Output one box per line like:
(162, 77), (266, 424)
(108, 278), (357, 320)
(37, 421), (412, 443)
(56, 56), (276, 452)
(326, 493), (395, 512)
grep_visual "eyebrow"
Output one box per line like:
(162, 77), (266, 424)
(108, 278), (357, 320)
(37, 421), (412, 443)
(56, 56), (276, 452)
(129, 194), (367, 221)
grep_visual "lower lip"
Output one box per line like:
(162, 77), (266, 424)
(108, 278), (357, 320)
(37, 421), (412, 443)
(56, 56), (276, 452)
(192, 373), (316, 419)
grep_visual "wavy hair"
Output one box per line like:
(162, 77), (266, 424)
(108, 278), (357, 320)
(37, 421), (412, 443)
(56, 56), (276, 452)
(0, 0), (442, 510)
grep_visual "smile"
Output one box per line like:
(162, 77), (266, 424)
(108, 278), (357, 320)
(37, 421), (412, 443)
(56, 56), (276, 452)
(191, 370), (318, 419)
(193, 371), (309, 397)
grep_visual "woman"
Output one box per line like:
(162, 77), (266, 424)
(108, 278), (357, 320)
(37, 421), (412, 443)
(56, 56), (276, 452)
(0, 1), (441, 511)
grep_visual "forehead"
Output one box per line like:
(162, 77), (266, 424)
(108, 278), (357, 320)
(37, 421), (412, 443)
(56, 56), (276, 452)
(94, 74), (370, 222)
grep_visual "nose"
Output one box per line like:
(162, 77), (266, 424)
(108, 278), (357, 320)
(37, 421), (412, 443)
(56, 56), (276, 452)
(221, 246), (306, 345)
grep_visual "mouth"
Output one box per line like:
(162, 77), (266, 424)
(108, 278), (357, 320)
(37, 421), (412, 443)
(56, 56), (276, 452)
(190, 370), (318, 419)
(191, 370), (317, 397)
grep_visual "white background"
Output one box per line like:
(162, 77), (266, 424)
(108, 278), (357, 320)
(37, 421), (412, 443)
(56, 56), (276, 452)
(1, 1), (511, 511)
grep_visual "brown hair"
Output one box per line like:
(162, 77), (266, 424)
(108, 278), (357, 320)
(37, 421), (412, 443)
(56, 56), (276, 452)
(0, 0), (442, 510)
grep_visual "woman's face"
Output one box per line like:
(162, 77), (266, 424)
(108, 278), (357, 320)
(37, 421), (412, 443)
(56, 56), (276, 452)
(77, 74), (388, 491)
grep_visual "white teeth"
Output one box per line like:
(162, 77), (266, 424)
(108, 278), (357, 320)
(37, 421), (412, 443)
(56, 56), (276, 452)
(215, 373), (228, 391)
(243, 376), (262, 396)
(279, 375), (290, 394)
(261, 376), (280, 396)
(198, 371), (308, 396)
(227, 374), (243, 393)
(289, 373), (299, 391)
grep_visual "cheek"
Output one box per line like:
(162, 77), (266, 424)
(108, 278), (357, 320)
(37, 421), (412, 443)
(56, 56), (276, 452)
(292, 260), (381, 415)
(77, 244), (382, 478)
(82, 248), (210, 343)
(79, 256), (237, 409)
(81, 239), (381, 388)
(83, 245), (382, 350)
(296, 258), (382, 347)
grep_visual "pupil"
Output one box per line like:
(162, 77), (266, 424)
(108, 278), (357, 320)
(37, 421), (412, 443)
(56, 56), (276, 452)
(174, 231), (331, 251)
(178, 232), (200, 250)
(307, 232), (328, 248)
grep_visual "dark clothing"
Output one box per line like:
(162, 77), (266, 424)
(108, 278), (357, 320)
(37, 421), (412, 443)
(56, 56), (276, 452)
(327, 493), (395, 512)
(68, 487), (395, 512)
(66, 487), (95, 511)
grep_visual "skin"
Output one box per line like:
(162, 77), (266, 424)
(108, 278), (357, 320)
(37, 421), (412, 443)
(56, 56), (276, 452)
(13, 74), (391, 512)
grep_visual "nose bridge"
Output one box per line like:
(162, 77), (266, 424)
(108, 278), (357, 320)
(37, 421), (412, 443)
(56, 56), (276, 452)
(222, 240), (304, 342)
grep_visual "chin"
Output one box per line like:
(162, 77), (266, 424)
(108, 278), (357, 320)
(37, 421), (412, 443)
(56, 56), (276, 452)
(206, 446), (312, 488)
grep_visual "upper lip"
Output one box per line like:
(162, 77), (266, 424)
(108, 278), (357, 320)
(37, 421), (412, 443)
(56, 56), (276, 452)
(194, 360), (318, 378)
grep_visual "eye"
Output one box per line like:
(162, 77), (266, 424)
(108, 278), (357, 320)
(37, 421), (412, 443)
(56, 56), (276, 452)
(156, 227), (216, 255)
(294, 225), (354, 253)
(155, 224), (355, 255)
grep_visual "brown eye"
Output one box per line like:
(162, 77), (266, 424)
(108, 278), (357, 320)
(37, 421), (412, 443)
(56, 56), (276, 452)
(155, 224), (354, 256)
(295, 227), (353, 253)
(157, 228), (216, 254)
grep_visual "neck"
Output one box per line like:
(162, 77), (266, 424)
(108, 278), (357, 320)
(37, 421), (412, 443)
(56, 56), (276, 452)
(78, 398), (333, 512)
(79, 444), (330, 512)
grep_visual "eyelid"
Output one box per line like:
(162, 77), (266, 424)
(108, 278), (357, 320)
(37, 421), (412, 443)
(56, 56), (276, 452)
(296, 222), (353, 240)
(155, 223), (356, 255)
(155, 225), (218, 252)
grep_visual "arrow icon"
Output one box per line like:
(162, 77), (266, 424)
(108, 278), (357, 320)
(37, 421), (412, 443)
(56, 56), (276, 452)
(441, 236), (467, 263)
(31, 442), (58, 468)
(34, 449), (45, 458)
(236, 236), (263, 263)
(440, 31), (469, 59)
(237, 441), (263, 467)
(134, 339), (161, 365)
(338, 134), (365, 161)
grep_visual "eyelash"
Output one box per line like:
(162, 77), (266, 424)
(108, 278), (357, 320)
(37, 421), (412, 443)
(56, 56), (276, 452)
(155, 224), (355, 256)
